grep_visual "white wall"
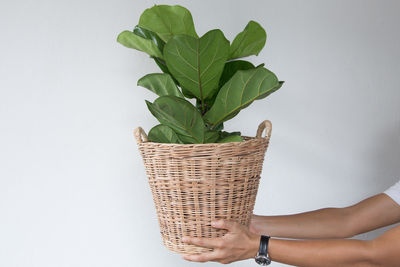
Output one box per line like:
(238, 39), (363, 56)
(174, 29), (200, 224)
(0, 0), (399, 266)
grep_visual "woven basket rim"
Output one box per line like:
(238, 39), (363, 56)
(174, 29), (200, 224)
(137, 135), (267, 147)
(134, 120), (273, 147)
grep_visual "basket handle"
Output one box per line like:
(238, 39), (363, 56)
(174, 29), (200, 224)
(256, 120), (272, 139)
(133, 127), (148, 143)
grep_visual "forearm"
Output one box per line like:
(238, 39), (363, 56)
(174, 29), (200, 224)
(251, 194), (400, 239)
(269, 238), (374, 267)
(252, 207), (352, 239)
(182, 222), (400, 266)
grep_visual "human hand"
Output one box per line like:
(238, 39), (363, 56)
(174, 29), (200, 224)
(181, 220), (260, 264)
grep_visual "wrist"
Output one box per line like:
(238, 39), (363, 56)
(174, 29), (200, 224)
(250, 215), (267, 234)
(247, 233), (261, 259)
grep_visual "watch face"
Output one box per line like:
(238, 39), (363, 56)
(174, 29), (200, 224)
(255, 254), (271, 266)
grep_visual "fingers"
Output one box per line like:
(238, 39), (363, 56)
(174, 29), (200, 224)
(182, 250), (221, 262)
(182, 236), (222, 249)
(181, 236), (226, 263)
(181, 219), (238, 247)
(181, 220), (248, 264)
(211, 219), (237, 231)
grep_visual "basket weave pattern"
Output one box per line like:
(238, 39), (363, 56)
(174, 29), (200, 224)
(134, 120), (272, 254)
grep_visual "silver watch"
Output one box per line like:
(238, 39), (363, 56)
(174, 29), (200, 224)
(254, 235), (271, 265)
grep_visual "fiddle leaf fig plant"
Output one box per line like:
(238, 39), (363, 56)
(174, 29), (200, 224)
(117, 4), (284, 144)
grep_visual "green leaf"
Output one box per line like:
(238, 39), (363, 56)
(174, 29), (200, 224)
(229, 21), (266, 60)
(219, 131), (241, 139)
(218, 60), (255, 89)
(133, 25), (165, 52)
(182, 87), (196, 99)
(138, 5), (198, 43)
(195, 61), (255, 114)
(148, 124), (183, 143)
(145, 96), (205, 143)
(217, 131), (243, 143)
(129, 26), (172, 74)
(150, 57), (181, 86)
(204, 129), (220, 143)
(217, 135), (243, 143)
(175, 133), (198, 144)
(152, 57), (170, 74)
(203, 67), (281, 126)
(164, 29), (230, 106)
(138, 73), (184, 98)
(117, 30), (163, 59)
(213, 122), (224, 131)
(256, 81), (284, 100)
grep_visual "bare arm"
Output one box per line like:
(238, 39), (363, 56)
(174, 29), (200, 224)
(182, 193), (400, 265)
(269, 224), (400, 267)
(251, 193), (400, 239)
(182, 221), (400, 266)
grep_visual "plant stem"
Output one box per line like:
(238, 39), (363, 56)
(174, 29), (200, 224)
(201, 101), (207, 115)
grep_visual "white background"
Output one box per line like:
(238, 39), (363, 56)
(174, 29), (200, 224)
(1, 0), (399, 266)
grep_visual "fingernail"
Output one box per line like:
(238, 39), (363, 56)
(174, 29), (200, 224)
(182, 237), (187, 242)
(211, 220), (217, 226)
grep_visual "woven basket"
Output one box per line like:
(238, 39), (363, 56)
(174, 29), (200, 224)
(134, 120), (272, 254)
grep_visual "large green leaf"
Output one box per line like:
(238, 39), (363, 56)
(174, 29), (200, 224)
(117, 30), (163, 59)
(145, 96), (205, 143)
(138, 5), (198, 43)
(148, 124), (183, 143)
(203, 67), (280, 127)
(229, 21), (266, 60)
(137, 73), (184, 98)
(218, 60), (255, 89)
(164, 29), (230, 108)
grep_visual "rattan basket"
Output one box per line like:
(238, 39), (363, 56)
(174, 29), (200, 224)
(134, 120), (272, 254)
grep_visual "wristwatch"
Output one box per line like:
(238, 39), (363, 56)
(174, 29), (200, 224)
(254, 235), (271, 265)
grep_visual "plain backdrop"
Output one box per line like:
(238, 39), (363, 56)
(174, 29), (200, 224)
(0, 0), (399, 266)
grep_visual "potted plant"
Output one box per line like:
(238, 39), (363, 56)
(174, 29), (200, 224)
(117, 4), (283, 254)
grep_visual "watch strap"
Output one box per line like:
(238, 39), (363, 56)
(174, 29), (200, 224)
(259, 235), (270, 256)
